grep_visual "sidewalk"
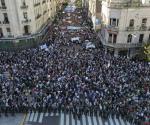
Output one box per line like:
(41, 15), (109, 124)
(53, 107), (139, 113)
(0, 113), (25, 125)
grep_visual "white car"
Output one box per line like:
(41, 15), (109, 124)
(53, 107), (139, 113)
(85, 42), (96, 49)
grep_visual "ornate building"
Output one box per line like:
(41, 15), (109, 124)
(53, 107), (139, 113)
(99, 0), (150, 57)
(88, 0), (101, 30)
(0, 0), (56, 38)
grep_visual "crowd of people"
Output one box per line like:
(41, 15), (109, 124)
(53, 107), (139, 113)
(0, 3), (150, 125)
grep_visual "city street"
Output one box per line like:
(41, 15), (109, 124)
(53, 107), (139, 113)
(0, 0), (149, 125)
(24, 111), (130, 125)
(24, 2), (129, 125)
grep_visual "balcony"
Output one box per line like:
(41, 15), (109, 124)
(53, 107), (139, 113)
(3, 20), (9, 24)
(139, 25), (147, 31)
(22, 19), (31, 24)
(106, 2), (149, 9)
(107, 25), (119, 33)
(20, 4), (28, 9)
(126, 26), (135, 31)
(0, 6), (7, 10)
(42, 0), (46, 4)
(23, 33), (31, 36)
(34, 2), (40, 7)
(35, 14), (42, 20)
(102, 42), (144, 49)
(43, 10), (47, 15)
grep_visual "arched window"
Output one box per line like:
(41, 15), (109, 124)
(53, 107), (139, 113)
(127, 34), (132, 43)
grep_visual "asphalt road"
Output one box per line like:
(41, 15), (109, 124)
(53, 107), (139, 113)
(24, 111), (131, 125)
(0, 113), (25, 125)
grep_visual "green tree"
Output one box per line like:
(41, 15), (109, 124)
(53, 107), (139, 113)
(75, 0), (82, 8)
(144, 43), (150, 61)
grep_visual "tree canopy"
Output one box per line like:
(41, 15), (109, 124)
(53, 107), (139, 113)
(144, 43), (150, 61)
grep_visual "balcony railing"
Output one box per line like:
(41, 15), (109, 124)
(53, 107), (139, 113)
(102, 42), (144, 49)
(36, 14), (42, 19)
(107, 25), (119, 32)
(43, 10), (47, 15)
(3, 21), (9, 24)
(139, 26), (147, 31)
(126, 26), (135, 31)
(20, 4), (28, 9)
(34, 2), (40, 7)
(42, 0), (46, 4)
(23, 33), (31, 36)
(22, 19), (31, 24)
(106, 2), (150, 8)
(0, 6), (7, 9)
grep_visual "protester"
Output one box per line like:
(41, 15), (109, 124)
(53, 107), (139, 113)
(0, 5), (149, 125)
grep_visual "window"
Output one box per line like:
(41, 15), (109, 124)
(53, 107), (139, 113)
(117, 19), (119, 26)
(108, 34), (117, 43)
(129, 19), (134, 27)
(127, 34), (132, 43)
(113, 34), (117, 43)
(1, 0), (6, 7)
(6, 27), (10, 32)
(0, 28), (3, 38)
(24, 25), (30, 34)
(22, 0), (26, 5)
(6, 28), (11, 36)
(23, 12), (28, 19)
(148, 34), (150, 42)
(142, 18), (147, 26)
(112, 19), (116, 26)
(139, 34), (144, 43)
(108, 33), (112, 43)
(110, 18), (119, 27)
(3, 13), (9, 24)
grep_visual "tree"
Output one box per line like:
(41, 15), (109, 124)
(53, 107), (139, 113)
(131, 43), (150, 61)
(75, 0), (82, 8)
(144, 43), (150, 61)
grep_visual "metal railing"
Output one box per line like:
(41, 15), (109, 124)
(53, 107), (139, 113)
(139, 26), (147, 31)
(106, 25), (119, 32)
(3, 21), (9, 24)
(20, 4), (28, 9)
(22, 19), (31, 24)
(34, 2), (40, 7)
(102, 42), (144, 49)
(126, 26), (135, 31)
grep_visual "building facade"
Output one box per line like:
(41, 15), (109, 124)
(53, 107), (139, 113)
(88, 0), (101, 30)
(98, 0), (150, 57)
(0, 0), (56, 38)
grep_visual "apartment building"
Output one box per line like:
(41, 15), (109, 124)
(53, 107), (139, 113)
(0, 0), (56, 39)
(88, 0), (101, 30)
(97, 0), (150, 57)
